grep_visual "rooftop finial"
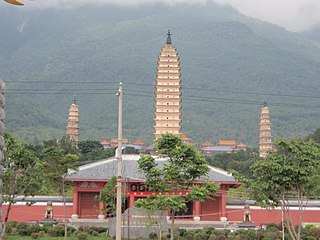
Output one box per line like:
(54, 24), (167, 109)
(166, 30), (172, 44)
(263, 100), (267, 107)
(73, 95), (77, 104)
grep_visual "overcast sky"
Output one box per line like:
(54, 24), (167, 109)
(5, 0), (320, 32)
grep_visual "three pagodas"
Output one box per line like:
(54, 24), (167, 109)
(66, 31), (272, 157)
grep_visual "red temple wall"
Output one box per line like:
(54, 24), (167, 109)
(201, 198), (220, 221)
(226, 206), (320, 226)
(1, 203), (73, 223)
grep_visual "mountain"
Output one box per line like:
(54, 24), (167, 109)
(0, 2), (320, 146)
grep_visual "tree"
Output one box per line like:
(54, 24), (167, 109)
(206, 149), (258, 178)
(78, 140), (115, 162)
(306, 128), (320, 144)
(41, 146), (78, 240)
(135, 134), (219, 240)
(95, 176), (117, 217)
(234, 137), (320, 240)
(1, 133), (42, 238)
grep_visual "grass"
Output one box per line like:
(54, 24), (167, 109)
(6, 234), (111, 240)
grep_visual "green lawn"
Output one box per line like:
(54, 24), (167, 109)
(7, 234), (111, 240)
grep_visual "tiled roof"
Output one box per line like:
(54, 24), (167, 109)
(100, 140), (110, 145)
(67, 154), (236, 183)
(218, 140), (237, 146)
(200, 141), (214, 147)
(201, 146), (234, 152)
(132, 140), (145, 145)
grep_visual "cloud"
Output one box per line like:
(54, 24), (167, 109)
(214, 0), (320, 32)
(8, 0), (320, 32)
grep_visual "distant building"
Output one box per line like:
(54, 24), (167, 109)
(199, 139), (247, 156)
(66, 97), (79, 145)
(100, 140), (111, 149)
(181, 134), (193, 144)
(259, 102), (272, 157)
(130, 140), (147, 150)
(109, 138), (129, 148)
(154, 31), (182, 140)
(100, 138), (147, 151)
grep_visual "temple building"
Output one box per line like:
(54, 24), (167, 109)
(67, 154), (239, 220)
(259, 102), (272, 157)
(66, 97), (79, 145)
(199, 140), (247, 156)
(154, 30), (182, 140)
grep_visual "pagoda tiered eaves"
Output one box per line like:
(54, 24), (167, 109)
(154, 32), (182, 140)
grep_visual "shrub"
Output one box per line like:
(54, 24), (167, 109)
(48, 225), (64, 237)
(203, 227), (216, 236)
(91, 230), (99, 236)
(245, 230), (256, 240)
(309, 227), (320, 238)
(31, 232), (40, 239)
(179, 228), (187, 237)
(38, 231), (45, 237)
(77, 232), (88, 240)
(42, 223), (54, 233)
(149, 232), (158, 239)
(28, 224), (41, 234)
(5, 221), (19, 233)
(305, 237), (317, 240)
(185, 232), (194, 240)
(266, 223), (280, 230)
(96, 227), (108, 233)
(209, 233), (217, 240)
(194, 231), (209, 240)
(161, 235), (168, 240)
(17, 228), (30, 236)
(217, 235), (226, 240)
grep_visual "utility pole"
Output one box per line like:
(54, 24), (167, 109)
(116, 82), (123, 240)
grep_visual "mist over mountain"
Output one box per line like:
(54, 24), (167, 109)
(1, 2), (320, 146)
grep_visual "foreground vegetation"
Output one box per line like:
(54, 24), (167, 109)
(4, 222), (320, 240)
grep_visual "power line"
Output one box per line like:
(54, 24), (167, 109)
(5, 89), (320, 109)
(5, 80), (320, 100)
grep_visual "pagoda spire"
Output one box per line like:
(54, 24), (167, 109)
(166, 30), (172, 44)
(66, 97), (79, 145)
(259, 102), (272, 157)
(154, 31), (182, 140)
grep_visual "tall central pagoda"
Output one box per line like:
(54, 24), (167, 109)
(154, 31), (182, 140)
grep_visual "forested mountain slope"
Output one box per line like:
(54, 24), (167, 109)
(1, 2), (320, 145)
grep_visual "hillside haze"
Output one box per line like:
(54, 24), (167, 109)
(1, 2), (320, 146)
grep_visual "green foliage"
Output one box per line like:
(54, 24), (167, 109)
(78, 140), (114, 161)
(3, 133), (42, 199)
(41, 145), (79, 194)
(31, 232), (40, 239)
(77, 232), (88, 240)
(95, 176), (117, 214)
(308, 227), (320, 239)
(135, 194), (187, 212)
(234, 137), (320, 240)
(206, 149), (258, 178)
(136, 134), (219, 240)
(48, 225), (65, 237)
(78, 140), (103, 154)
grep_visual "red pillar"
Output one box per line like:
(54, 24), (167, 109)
(99, 201), (104, 215)
(194, 201), (201, 219)
(220, 190), (226, 218)
(129, 195), (135, 208)
(73, 188), (79, 215)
